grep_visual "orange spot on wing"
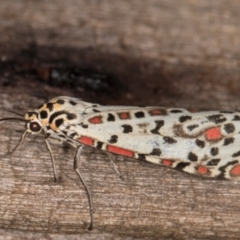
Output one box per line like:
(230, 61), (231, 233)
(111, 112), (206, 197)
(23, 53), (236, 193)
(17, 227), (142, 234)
(204, 127), (222, 140)
(196, 166), (208, 175)
(187, 108), (200, 112)
(53, 103), (61, 110)
(161, 159), (173, 166)
(149, 109), (162, 116)
(118, 112), (130, 120)
(78, 136), (94, 146)
(88, 116), (102, 124)
(41, 119), (48, 126)
(107, 145), (133, 157)
(50, 123), (57, 131)
(230, 164), (240, 176)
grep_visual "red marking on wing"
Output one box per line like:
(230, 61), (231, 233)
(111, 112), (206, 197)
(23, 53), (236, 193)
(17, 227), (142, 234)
(118, 112), (130, 120)
(149, 109), (162, 116)
(204, 127), (222, 140)
(187, 108), (200, 113)
(88, 116), (102, 124)
(196, 166), (208, 175)
(230, 164), (240, 176)
(107, 145), (134, 157)
(161, 159), (173, 166)
(78, 136), (94, 146)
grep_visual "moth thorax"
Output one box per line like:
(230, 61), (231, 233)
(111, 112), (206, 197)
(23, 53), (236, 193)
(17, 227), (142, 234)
(24, 111), (39, 121)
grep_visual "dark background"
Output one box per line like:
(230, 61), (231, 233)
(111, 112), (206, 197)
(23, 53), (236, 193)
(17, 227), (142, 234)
(0, 0), (240, 239)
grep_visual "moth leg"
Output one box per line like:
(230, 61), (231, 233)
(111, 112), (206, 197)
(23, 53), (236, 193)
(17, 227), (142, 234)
(106, 152), (124, 180)
(44, 139), (58, 182)
(4, 129), (28, 157)
(73, 144), (83, 170)
(74, 145), (94, 230)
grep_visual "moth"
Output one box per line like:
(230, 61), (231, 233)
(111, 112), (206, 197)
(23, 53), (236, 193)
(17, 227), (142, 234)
(1, 96), (240, 229)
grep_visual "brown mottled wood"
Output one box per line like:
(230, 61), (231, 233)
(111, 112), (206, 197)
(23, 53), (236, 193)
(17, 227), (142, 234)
(1, 0), (240, 239)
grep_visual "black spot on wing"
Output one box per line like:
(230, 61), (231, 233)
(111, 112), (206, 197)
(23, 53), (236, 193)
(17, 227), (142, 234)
(135, 111), (145, 118)
(175, 162), (190, 170)
(170, 109), (183, 113)
(206, 159), (220, 166)
(56, 99), (65, 105)
(138, 154), (146, 161)
(224, 123), (235, 133)
(49, 112), (59, 123)
(58, 134), (65, 138)
(207, 114), (226, 124)
(109, 135), (118, 144)
(163, 136), (177, 144)
(93, 109), (101, 113)
(69, 132), (77, 138)
(107, 113), (115, 121)
(67, 113), (77, 120)
(96, 141), (103, 149)
(223, 137), (234, 146)
(49, 111), (76, 124)
(195, 139), (205, 148)
(46, 102), (54, 111)
(69, 100), (77, 105)
(40, 110), (48, 119)
(55, 118), (64, 127)
(232, 151), (240, 157)
(210, 147), (219, 156)
(233, 115), (240, 121)
(80, 123), (88, 128)
(150, 120), (164, 134)
(187, 124), (199, 131)
(188, 152), (198, 162)
(150, 148), (161, 156)
(121, 124), (133, 133)
(179, 115), (192, 123)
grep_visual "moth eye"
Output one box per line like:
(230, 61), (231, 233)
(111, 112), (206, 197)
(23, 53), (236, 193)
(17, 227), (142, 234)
(29, 122), (42, 132)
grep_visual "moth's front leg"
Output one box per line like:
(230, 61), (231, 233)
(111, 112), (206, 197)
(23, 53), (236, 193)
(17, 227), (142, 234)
(74, 145), (94, 230)
(44, 138), (58, 182)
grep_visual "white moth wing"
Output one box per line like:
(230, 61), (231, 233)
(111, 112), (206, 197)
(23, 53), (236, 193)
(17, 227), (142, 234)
(57, 101), (240, 179)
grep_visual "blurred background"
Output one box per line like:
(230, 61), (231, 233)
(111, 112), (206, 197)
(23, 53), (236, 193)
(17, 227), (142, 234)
(1, 1), (240, 239)
(1, 0), (240, 109)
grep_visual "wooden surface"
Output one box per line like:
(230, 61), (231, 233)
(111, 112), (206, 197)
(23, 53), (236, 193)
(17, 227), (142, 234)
(1, 0), (240, 239)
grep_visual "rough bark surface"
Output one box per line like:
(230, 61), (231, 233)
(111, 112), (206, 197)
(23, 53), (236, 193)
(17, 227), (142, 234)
(1, 0), (240, 239)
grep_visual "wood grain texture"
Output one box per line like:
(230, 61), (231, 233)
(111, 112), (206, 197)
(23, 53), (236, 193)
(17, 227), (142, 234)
(1, 0), (240, 239)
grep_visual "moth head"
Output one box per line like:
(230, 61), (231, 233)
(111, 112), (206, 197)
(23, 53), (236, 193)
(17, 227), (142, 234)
(0, 109), (46, 158)
(24, 110), (43, 134)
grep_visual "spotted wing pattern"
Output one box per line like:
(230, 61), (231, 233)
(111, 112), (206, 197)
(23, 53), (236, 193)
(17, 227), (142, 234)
(24, 96), (240, 180)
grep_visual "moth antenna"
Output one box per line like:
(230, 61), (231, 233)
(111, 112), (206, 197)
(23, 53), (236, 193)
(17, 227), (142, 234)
(0, 108), (23, 117)
(0, 118), (26, 122)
